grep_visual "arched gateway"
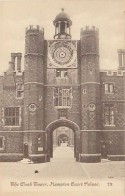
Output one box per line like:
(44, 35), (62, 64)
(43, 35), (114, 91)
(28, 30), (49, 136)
(45, 119), (81, 160)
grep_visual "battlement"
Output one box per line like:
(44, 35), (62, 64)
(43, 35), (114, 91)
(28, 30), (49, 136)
(80, 26), (99, 34)
(25, 25), (44, 33)
(11, 52), (22, 57)
(100, 69), (125, 76)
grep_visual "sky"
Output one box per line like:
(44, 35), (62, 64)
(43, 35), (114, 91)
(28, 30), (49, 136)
(0, 0), (125, 74)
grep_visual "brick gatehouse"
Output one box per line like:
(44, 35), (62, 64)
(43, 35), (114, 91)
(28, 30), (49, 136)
(0, 9), (125, 163)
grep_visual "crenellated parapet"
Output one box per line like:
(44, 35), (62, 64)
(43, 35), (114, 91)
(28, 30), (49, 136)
(100, 69), (125, 76)
(80, 25), (99, 34)
(25, 25), (44, 34)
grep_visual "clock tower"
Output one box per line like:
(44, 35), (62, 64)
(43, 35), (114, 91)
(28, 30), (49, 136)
(23, 9), (101, 162)
(47, 9), (77, 69)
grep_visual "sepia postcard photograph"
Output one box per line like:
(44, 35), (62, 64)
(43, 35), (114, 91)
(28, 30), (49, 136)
(0, 0), (125, 195)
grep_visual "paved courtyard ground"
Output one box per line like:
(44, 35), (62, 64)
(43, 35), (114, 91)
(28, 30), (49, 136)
(0, 143), (125, 196)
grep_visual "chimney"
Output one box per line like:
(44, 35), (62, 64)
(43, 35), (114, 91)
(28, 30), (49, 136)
(118, 49), (125, 70)
(17, 53), (22, 72)
(11, 53), (16, 70)
(7, 61), (15, 74)
(123, 50), (125, 68)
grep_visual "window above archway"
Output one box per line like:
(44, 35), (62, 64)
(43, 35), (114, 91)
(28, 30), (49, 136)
(53, 87), (72, 108)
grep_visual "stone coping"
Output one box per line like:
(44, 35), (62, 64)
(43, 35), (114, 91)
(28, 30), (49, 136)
(0, 130), (45, 133)
(0, 130), (124, 133)
(29, 154), (45, 157)
(108, 155), (125, 157)
(0, 153), (23, 155)
(80, 154), (101, 156)
(80, 130), (125, 132)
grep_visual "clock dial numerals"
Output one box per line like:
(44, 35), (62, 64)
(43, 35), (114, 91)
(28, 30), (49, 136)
(48, 41), (77, 68)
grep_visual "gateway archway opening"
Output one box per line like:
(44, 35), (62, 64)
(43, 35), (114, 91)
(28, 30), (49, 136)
(53, 127), (74, 147)
(53, 127), (74, 159)
(58, 134), (69, 145)
(45, 119), (81, 161)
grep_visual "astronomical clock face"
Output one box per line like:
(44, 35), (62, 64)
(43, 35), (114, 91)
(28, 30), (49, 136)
(47, 41), (77, 68)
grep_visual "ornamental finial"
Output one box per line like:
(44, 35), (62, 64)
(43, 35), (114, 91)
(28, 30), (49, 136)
(61, 8), (64, 12)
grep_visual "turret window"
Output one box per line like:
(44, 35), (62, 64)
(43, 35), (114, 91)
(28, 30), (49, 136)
(56, 69), (68, 77)
(83, 89), (86, 94)
(54, 87), (72, 108)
